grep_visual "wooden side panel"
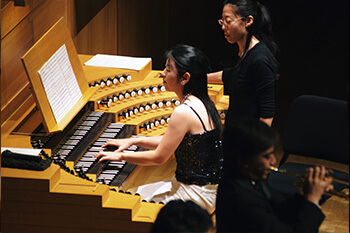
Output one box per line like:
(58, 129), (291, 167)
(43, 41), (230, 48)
(74, 0), (118, 55)
(1, 165), (158, 233)
(1, 0), (76, 126)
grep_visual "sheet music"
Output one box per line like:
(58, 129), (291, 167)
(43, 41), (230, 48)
(38, 44), (82, 124)
(84, 54), (151, 70)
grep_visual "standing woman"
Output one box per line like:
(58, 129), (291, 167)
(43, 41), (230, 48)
(94, 44), (223, 214)
(208, 0), (278, 127)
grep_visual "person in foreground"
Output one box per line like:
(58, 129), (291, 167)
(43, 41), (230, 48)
(94, 44), (223, 214)
(208, 0), (279, 127)
(216, 118), (334, 233)
(151, 200), (215, 233)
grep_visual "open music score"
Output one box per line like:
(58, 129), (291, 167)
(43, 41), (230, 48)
(21, 17), (96, 134)
(38, 44), (82, 124)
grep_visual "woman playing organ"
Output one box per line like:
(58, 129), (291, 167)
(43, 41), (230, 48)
(94, 44), (223, 214)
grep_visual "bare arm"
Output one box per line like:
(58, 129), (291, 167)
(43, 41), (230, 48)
(207, 71), (223, 84)
(95, 106), (191, 165)
(102, 136), (163, 152)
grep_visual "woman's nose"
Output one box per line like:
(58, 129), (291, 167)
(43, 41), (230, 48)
(270, 154), (277, 166)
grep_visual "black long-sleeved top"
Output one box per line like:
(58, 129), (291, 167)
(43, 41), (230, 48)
(216, 172), (325, 233)
(222, 42), (276, 126)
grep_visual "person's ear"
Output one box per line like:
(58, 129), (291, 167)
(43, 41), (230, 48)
(245, 15), (254, 28)
(181, 72), (191, 85)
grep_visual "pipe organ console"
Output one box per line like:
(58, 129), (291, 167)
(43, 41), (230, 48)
(2, 49), (229, 232)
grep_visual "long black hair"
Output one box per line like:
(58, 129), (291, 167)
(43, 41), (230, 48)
(222, 118), (279, 169)
(165, 44), (222, 133)
(224, 0), (279, 75)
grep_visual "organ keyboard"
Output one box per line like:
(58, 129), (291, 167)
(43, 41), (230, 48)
(1, 18), (229, 233)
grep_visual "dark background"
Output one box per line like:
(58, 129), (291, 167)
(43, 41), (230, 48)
(152, 0), (349, 136)
(77, 0), (349, 137)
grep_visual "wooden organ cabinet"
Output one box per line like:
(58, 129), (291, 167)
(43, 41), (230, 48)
(1, 18), (229, 233)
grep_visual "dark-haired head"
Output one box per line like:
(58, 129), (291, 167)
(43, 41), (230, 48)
(165, 45), (222, 133)
(151, 200), (214, 233)
(222, 118), (279, 171)
(165, 44), (211, 97)
(223, 0), (278, 57)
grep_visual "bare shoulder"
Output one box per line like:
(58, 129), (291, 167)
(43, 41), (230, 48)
(172, 104), (193, 116)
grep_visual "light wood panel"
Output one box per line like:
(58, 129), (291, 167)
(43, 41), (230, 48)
(1, 0), (76, 126)
(2, 164), (162, 233)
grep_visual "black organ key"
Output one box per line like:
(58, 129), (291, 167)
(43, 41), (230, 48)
(118, 92), (124, 100)
(137, 88), (143, 96)
(94, 80), (99, 87)
(104, 145), (119, 151)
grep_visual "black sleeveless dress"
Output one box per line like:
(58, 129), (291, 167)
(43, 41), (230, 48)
(134, 103), (223, 213)
(175, 103), (223, 185)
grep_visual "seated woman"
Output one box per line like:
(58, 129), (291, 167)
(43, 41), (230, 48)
(216, 118), (334, 233)
(94, 44), (223, 214)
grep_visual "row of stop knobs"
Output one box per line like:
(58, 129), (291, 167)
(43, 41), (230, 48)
(117, 98), (180, 120)
(139, 115), (172, 132)
(89, 74), (132, 88)
(97, 84), (166, 107)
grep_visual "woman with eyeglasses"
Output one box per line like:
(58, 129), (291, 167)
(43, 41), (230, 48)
(208, 0), (278, 127)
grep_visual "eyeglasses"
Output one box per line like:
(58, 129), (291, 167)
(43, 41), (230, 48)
(218, 17), (243, 26)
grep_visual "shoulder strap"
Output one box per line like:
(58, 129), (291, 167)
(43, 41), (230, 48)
(183, 103), (207, 132)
